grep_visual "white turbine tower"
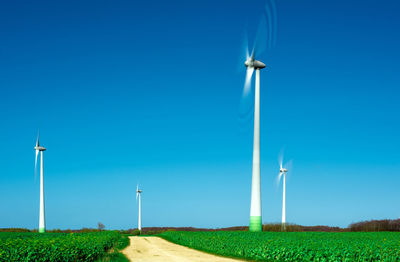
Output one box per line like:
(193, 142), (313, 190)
(278, 158), (288, 231)
(136, 185), (142, 231)
(241, 2), (277, 232)
(34, 132), (46, 233)
(245, 47), (266, 232)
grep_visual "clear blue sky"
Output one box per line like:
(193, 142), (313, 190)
(1, 0), (399, 230)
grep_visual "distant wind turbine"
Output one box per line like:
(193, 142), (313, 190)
(136, 185), (142, 231)
(278, 157), (289, 231)
(34, 132), (46, 233)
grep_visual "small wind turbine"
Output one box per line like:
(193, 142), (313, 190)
(34, 132), (46, 233)
(278, 157), (288, 231)
(136, 185), (142, 231)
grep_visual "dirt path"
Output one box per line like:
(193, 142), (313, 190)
(122, 236), (243, 262)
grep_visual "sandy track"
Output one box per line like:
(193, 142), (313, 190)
(122, 236), (242, 262)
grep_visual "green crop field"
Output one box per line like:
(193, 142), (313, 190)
(0, 231), (128, 262)
(159, 231), (400, 261)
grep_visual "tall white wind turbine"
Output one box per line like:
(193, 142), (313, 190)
(245, 45), (266, 232)
(34, 132), (46, 233)
(278, 157), (288, 231)
(136, 185), (142, 231)
(241, 2), (278, 232)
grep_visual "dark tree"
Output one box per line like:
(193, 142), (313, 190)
(97, 222), (105, 231)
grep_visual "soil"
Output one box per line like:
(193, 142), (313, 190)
(122, 236), (243, 262)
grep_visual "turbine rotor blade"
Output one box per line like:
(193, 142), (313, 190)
(243, 67), (254, 95)
(275, 172), (283, 188)
(36, 130), (40, 148)
(35, 150), (39, 179)
(245, 37), (250, 60)
(35, 130), (40, 179)
(284, 160), (293, 174)
(250, 46), (255, 60)
(253, 15), (268, 58)
(36, 130), (40, 147)
(278, 151), (284, 170)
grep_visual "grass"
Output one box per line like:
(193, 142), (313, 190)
(159, 231), (400, 261)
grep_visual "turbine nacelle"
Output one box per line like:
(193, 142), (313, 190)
(34, 146), (46, 151)
(136, 184), (142, 200)
(245, 58), (266, 69)
(280, 168), (288, 173)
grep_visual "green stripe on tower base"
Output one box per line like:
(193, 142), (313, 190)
(39, 228), (45, 233)
(249, 216), (262, 232)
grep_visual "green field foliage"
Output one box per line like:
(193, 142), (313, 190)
(159, 231), (400, 261)
(96, 234), (130, 262)
(0, 231), (123, 262)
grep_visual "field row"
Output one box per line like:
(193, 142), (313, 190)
(159, 231), (400, 261)
(0, 231), (124, 262)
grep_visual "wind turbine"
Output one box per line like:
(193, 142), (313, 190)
(245, 42), (266, 232)
(34, 132), (46, 233)
(278, 158), (288, 231)
(241, 1), (277, 232)
(136, 185), (142, 231)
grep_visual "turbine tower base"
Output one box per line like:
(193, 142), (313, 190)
(249, 216), (262, 232)
(39, 228), (45, 233)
